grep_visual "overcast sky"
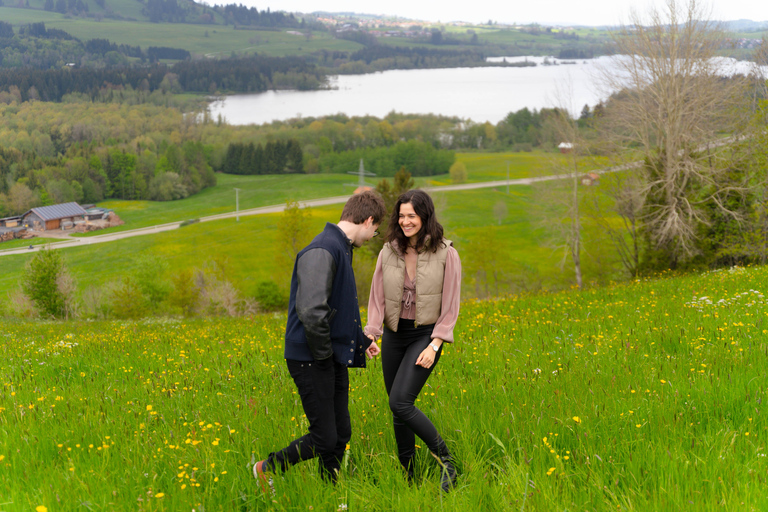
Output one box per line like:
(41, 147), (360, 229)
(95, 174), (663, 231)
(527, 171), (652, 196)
(211, 0), (768, 27)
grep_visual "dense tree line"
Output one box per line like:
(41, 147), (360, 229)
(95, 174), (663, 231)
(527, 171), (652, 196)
(171, 55), (322, 92)
(349, 45), (486, 66)
(0, 140), (216, 215)
(84, 38), (143, 59)
(144, 0), (189, 23)
(216, 4), (303, 28)
(557, 48), (595, 59)
(147, 46), (191, 61)
(43, 0), (90, 17)
(0, 101), (223, 217)
(221, 139), (303, 175)
(317, 140), (454, 176)
(18, 22), (78, 41)
(0, 55), (323, 102)
(0, 22), (13, 39)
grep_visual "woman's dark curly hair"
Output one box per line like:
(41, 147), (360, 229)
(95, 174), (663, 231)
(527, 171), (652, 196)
(387, 189), (445, 254)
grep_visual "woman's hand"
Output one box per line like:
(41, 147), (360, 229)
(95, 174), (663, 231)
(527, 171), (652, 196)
(365, 334), (380, 359)
(366, 341), (380, 359)
(415, 338), (442, 369)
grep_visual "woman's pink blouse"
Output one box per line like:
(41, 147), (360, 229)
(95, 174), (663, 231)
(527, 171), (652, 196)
(364, 246), (461, 343)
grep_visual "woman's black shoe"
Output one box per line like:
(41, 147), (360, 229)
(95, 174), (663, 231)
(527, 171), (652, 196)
(436, 453), (457, 492)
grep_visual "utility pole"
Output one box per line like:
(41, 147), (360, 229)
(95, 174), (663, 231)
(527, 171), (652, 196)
(234, 188), (240, 221)
(346, 159), (376, 189)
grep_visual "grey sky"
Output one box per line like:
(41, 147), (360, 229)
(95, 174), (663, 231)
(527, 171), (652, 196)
(209, 0), (768, 26)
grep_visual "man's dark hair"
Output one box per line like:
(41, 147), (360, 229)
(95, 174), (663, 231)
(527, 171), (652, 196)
(387, 189), (445, 253)
(340, 190), (387, 225)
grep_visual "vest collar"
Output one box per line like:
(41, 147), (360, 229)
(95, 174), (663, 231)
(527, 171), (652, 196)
(390, 235), (436, 257)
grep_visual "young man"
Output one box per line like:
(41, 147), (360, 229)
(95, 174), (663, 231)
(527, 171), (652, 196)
(254, 190), (387, 488)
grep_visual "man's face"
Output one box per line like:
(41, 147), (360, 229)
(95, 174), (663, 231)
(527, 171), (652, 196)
(353, 218), (380, 248)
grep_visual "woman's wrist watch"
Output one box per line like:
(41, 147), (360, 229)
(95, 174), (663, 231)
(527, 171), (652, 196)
(429, 342), (440, 352)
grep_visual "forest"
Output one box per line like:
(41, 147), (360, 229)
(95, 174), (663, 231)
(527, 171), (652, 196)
(0, 90), (570, 218)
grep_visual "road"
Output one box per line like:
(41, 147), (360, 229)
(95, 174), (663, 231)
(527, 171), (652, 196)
(0, 165), (633, 257)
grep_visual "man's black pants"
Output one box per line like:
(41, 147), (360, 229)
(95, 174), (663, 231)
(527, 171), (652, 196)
(265, 358), (351, 481)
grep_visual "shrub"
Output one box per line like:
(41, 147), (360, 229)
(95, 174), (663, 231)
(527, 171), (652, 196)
(169, 269), (198, 317)
(254, 280), (287, 311)
(449, 161), (467, 184)
(110, 277), (150, 319)
(80, 284), (112, 320)
(194, 269), (243, 316)
(20, 248), (76, 319)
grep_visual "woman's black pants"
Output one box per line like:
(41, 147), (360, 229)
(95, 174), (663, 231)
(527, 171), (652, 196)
(381, 319), (449, 466)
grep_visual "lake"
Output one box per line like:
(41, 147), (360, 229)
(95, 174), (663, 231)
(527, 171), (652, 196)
(208, 56), (758, 126)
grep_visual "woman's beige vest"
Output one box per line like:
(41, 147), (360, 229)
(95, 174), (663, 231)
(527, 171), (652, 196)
(380, 239), (452, 331)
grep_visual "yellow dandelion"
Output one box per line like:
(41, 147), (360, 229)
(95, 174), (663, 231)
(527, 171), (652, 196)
(36, 507), (48, 512)
(155, 493), (165, 498)
(572, 416), (581, 424)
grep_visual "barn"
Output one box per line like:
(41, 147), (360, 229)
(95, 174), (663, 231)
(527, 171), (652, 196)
(21, 202), (88, 231)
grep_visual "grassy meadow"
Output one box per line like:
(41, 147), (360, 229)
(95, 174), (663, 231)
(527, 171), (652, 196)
(1, 263), (766, 510)
(0, 7), (361, 58)
(86, 152), (551, 234)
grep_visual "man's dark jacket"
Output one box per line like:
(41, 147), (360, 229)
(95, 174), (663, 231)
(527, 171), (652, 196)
(285, 223), (371, 368)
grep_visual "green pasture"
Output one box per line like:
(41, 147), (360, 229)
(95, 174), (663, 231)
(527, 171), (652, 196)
(1, 8), (361, 58)
(0, 180), (621, 300)
(83, 172), (444, 235)
(1, 262), (766, 510)
(78, 153), (556, 235)
(0, 154), (616, 299)
(452, 151), (560, 182)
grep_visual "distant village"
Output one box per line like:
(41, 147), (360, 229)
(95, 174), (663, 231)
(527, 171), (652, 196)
(312, 12), (581, 36)
(312, 12), (765, 50)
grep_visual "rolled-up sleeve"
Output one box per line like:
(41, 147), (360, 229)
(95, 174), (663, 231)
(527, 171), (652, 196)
(431, 247), (461, 343)
(363, 250), (386, 340)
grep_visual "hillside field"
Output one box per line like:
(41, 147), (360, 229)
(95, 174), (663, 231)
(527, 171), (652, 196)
(0, 262), (766, 510)
(0, 6), (361, 58)
(0, 152), (616, 299)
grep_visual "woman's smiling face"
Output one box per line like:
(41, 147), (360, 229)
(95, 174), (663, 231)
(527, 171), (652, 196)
(398, 202), (422, 240)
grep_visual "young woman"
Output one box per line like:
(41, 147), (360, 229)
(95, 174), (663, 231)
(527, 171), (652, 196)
(365, 189), (461, 492)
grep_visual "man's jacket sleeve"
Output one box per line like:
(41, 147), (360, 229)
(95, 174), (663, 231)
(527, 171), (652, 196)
(295, 248), (337, 361)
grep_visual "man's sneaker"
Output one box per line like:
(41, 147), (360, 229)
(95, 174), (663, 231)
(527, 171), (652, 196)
(253, 460), (274, 494)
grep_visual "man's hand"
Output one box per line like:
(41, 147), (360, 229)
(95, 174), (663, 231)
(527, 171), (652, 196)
(366, 341), (380, 359)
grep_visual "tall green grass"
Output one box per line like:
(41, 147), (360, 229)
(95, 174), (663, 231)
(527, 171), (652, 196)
(1, 264), (766, 510)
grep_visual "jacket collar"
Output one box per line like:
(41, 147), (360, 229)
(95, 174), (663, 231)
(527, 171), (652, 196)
(326, 222), (354, 248)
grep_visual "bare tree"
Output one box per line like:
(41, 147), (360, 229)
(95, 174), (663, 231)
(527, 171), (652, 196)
(585, 168), (646, 277)
(532, 102), (589, 289)
(595, 0), (753, 265)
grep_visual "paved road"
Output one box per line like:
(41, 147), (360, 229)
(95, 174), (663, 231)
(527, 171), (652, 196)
(0, 166), (633, 257)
